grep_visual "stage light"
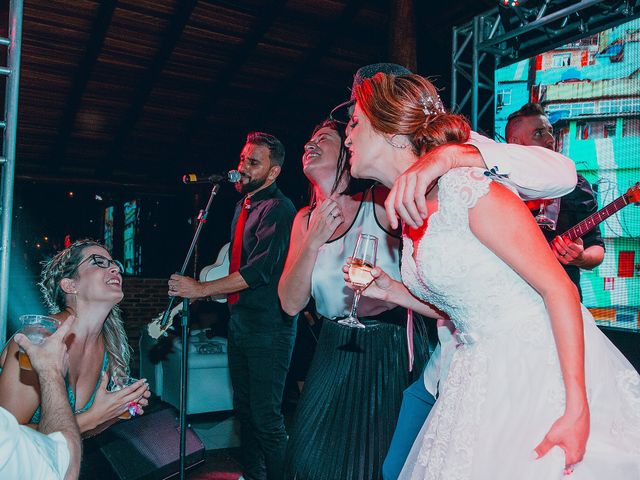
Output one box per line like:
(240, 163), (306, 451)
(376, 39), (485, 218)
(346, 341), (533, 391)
(500, 0), (527, 6)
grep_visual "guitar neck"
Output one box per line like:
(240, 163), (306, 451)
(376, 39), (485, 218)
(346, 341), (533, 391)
(563, 194), (628, 241)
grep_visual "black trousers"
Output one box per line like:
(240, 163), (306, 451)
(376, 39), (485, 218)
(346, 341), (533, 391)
(228, 328), (296, 480)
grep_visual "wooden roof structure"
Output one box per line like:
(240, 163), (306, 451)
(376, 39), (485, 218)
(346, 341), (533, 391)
(3, 0), (495, 188)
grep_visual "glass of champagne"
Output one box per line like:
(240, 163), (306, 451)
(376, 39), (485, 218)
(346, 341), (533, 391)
(339, 233), (378, 329)
(17, 315), (60, 370)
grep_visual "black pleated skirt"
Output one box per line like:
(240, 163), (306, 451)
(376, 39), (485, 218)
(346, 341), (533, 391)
(284, 309), (429, 480)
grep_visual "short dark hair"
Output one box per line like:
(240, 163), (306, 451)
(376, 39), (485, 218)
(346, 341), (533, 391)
(505, 102), (547, 141)
(246, 131), (285, 166)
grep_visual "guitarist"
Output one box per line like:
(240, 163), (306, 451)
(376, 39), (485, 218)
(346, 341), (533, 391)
(168, 132), (297, 480)
(506, 103), (605, 299)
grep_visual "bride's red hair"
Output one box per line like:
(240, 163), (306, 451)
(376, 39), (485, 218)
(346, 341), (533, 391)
(354, 73), (470, 154)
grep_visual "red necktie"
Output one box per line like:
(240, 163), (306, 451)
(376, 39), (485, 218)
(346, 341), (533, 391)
(227, 197), (250, 305)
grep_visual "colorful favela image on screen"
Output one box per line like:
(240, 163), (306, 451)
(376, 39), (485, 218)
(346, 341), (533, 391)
(495, 17), (640, 331)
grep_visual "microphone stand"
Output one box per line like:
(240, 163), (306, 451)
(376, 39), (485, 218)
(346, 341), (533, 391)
(158, 181), (221, 479)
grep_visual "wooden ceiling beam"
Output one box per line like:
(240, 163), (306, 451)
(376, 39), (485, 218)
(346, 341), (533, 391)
(170, 0), (288, 170)
(251, 0), (367, 127)
(101, 0), (198, 176)
(50, 0), (118, 170)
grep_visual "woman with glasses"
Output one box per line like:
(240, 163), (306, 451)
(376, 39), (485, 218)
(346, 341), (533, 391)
(0, 239), (150, 435)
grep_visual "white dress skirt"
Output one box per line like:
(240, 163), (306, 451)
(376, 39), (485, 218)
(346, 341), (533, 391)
(399, 168), (640, 480)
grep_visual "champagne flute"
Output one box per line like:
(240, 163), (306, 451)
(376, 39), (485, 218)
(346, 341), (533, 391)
(534, 198), (560, 230)
(339, 233), (378, 329)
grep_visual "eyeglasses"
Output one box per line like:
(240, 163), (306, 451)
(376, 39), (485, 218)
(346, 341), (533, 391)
(78, 254), (124, 274)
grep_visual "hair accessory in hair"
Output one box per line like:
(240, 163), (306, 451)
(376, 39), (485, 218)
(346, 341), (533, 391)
(420, 95), (445, 118)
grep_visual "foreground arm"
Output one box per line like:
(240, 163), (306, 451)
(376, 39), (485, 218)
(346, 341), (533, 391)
(14, 318), (81, 480)
(342, 263), (445, 319)
(469, 181), (588, 469)
(468, 132), (576, 199)
(0, 338), (43, 425)
(385, 132), (577, 228)
(279, 201), (344, 315)
(75, 374), (149, 435)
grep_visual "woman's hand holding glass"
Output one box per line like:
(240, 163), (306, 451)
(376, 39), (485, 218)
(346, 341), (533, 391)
(338, 234), (377, 328)
(85, 373), (150, 426)
(342, 258), (398, 303)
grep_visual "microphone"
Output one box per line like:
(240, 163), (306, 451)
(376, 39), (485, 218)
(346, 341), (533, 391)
(182, 170), (242, 184)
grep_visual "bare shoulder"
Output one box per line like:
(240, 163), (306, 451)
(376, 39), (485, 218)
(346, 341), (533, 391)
(476, 178), (526, 209)
(0, 336), (19, 369)
(0, 338), (41, 424)
(289, 206), (312, 243)
(293, 206), (312, 230)
(470, 179), (540, 235)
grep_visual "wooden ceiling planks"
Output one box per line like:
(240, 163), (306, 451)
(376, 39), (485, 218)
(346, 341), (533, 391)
(11, 0), (492, 184)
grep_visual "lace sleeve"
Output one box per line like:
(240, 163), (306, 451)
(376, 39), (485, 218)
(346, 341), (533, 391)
(437, 167), (491, 210)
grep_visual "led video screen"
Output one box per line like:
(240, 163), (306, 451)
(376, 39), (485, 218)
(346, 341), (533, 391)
(495, 17), (640, 330)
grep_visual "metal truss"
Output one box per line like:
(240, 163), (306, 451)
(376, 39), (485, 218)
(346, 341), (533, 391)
(452, 0), (640, 134)
(0, 0), (23, 344)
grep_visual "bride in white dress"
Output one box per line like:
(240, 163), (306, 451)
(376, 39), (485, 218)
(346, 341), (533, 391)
(342, 72), (640, 479)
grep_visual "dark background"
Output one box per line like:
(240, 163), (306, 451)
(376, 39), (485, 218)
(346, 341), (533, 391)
(1, 0), (498, 279)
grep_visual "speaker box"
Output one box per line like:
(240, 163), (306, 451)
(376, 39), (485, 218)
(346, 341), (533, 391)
(95, 407), (206, 480)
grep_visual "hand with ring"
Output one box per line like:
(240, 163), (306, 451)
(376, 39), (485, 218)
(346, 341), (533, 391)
(551, 236), (584, 266)
(305, 198), (344, 250)
(168, 274), (205, 299)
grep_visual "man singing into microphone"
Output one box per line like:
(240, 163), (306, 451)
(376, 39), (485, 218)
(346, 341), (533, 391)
(168, 131), (297, 480)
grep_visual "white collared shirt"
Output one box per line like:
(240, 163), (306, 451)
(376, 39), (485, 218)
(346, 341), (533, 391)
(0, 407), (70, 479)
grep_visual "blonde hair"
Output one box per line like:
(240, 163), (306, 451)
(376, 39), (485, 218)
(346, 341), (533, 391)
(39, 239), (130, 378)
(354, 73), (470, 154)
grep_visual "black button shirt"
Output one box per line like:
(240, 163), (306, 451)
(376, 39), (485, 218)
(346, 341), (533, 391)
(229, 182), (297, 334)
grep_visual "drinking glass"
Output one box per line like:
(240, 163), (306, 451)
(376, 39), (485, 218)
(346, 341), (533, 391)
(17, 315), (60, 370)
(338, 233), (378, 329)
(108, 375), (141, 419)
(534, 198), (560, 230)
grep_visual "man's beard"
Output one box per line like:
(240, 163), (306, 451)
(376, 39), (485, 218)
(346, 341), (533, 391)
(235, 175), (268, 194)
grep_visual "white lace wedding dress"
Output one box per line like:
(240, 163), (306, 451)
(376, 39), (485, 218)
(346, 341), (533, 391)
(399, 168), (640, 480)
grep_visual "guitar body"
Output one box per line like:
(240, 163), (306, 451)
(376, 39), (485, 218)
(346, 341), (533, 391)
(199, 242), (231, 303)
(147, 243), (232, 339)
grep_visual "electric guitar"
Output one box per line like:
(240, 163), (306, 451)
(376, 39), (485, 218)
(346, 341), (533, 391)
(559, 182), (639, 241)
(147, 243), (231, 339)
